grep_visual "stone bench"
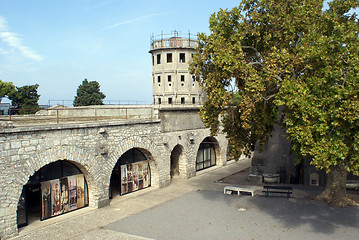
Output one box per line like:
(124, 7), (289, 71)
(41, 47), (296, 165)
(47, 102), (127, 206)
(224, 186), (257, 197)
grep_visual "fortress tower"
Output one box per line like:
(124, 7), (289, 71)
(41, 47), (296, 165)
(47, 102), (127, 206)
(149, 31), (206, 106)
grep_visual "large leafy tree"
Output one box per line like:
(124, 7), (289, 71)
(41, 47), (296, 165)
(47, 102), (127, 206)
(191, 0), (359, 206)
(0, 80), (16, 100)
(8, 84), (41, 114)
(73, 79), (106, 106)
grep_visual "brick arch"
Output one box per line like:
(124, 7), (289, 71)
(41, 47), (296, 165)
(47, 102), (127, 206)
(191, 134), (223, 172)
(170, 144), (186, 179)
(15, 145), (103, 210)
(105, 136), (165, 189)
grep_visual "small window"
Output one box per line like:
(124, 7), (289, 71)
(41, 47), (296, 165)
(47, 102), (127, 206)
(158, 98), (161, 104)
(168, 98), (172, 104)
(158, 76), (161, 83)
(179, 53), (185, 63)
(157, 54), (161, 64)
(167, 53), (172, 63)
(181, 97), (185, 104)
(168, 75), (171, 82)
(181, 75), (185, 82)
(192, 75), (196, 82)
(192, 97), (196, 104)
(152, 56), (154, 66)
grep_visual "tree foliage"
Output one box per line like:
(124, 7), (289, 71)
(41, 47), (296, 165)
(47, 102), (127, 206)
(73, 79), (106, 106)
(8, 84), (40, 114)
(190, 0), (359, 205)
(0, 80), (16, 99)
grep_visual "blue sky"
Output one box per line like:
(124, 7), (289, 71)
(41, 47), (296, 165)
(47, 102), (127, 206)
(0, 1), (358, 106)
(0, 0), (241, 105)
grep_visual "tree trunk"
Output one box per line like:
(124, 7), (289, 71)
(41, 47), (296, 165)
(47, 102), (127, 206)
(317, 164), (348, 207)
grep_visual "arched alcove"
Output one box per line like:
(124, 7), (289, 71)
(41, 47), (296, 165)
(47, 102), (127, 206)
(17, 160), (89, 228)
(170, 145), (184, 179)
(109, 148), (152, 198)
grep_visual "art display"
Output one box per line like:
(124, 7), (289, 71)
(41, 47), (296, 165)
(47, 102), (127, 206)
(40, 174), (86, 220)
(120, 160), (150, 195)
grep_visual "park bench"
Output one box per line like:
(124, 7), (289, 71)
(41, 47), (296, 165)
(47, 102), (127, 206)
(263, 185), (293, 199)
(224, 186), (257, 197)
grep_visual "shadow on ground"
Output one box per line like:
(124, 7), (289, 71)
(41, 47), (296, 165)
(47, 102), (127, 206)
(104, 189), (359, 240)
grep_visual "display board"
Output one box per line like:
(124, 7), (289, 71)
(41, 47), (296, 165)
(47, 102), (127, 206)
(120, 160), (150, 195)
(41, 174), (85, 220)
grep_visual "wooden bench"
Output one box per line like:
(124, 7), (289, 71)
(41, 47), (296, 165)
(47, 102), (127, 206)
(224, 186), (257, 197)
(263, 185), (293, 199)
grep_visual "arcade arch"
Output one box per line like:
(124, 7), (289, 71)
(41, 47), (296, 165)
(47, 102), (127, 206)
(170, 144), (184, 179)
(109, 148), (152, 198)
(196, 137), (218, 171)
(17, 160), (89, 228)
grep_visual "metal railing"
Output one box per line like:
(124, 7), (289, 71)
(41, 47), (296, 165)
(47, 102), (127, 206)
(47, 100), (152, 108)
(150, 31), (198, 50)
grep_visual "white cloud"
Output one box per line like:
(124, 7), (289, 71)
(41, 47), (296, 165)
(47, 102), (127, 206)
(0, 16), (43, 61)
(102, 13), (165, 31)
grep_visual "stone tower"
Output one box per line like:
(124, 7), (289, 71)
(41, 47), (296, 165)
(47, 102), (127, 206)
(149, 31), (206, 106)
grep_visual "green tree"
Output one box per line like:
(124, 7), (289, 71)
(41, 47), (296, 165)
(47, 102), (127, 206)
(73, 79), (106, 106)
(0, 80), (16, 100)
(190, 0), (359, 206)
(8, 84), (40, 114)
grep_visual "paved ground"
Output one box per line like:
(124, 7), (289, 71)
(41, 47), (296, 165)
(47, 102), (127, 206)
(11, 158), (359, 240)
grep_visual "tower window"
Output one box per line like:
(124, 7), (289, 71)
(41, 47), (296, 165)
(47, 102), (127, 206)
(181, 97), (185, 104)
(179, 53), (185, 63)
(192, 97), (196, 104)
(152, 56), (154, 66)
(168, 98), (172, 104)
(157, 54), (161, 64)
(158, 98), (161, 104)
(167, 53), (172, 63)
(158, 76), (161, 82)
(192, 75), (196, 82)
(181, 75), (185, 82)
(168, 75), (171, 82)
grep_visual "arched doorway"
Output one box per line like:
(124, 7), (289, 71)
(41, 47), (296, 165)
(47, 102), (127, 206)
(170, 145), (183, 179)
(110, 148), (151, 198)
(196, 137), (217, 171)
(17, 160), (89, 228)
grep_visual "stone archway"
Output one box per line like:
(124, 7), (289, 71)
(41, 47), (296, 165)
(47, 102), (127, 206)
(109, 148), (152, 198)
(17, 160), (89, 228)
(170, 145), (184, 179)
(195, 137), (218, 171)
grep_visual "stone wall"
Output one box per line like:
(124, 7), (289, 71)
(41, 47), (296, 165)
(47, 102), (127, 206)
(0, 116), (228, 239)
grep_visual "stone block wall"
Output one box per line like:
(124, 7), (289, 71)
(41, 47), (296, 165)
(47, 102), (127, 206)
(0, 117), (228, 239)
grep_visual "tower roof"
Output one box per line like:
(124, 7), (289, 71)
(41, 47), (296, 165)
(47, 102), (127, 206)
(150, 30), (198, 52)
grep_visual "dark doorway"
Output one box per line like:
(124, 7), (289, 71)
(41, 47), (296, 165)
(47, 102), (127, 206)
(110, 148), (151, 198)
